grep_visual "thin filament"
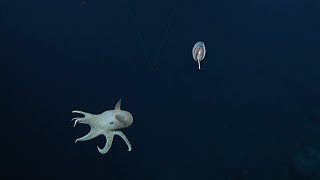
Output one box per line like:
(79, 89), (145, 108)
(125, 0), (152, 69)
(125, 0), (180, 70)
(153, 0), (180, 69)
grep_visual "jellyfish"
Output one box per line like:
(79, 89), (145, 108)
(192, 41), (206, 69)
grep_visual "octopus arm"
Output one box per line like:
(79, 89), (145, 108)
(98, 133), (115, 154)
(72, 110), (94, 117)
(75, 128), (100, 144)
(97, 131), (132, 154)
(114, 131), (132, 151)
(72, 110), (95, 127)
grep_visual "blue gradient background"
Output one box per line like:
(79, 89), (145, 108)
(1, 0), (320, 179)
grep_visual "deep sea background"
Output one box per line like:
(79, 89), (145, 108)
(1, 0), (320, 179)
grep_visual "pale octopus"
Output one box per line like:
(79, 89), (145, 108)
(72, 100), (133, 154)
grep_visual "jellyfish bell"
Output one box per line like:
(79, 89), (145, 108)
(192, 41), (206, 69)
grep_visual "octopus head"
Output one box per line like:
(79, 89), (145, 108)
(106, 110), (133, 130)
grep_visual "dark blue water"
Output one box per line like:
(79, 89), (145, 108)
(1, 0), (320, 179)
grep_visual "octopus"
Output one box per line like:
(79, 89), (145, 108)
(72, 99), (133, 154)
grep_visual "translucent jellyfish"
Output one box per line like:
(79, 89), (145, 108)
(192, 41), (206, 69)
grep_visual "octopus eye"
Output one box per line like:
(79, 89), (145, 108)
(115, 114), (126, 121)
(110, 121), (114, 125)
